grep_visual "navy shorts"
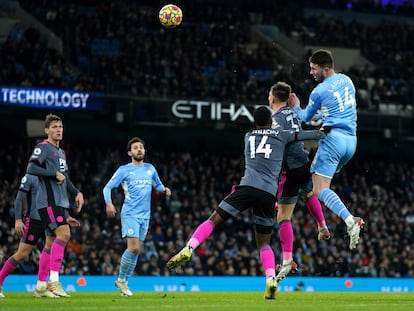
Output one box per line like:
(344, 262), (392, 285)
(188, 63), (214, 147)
(38, 205), (68, 232)
(217, 185), (276, 234)
(277, 162), (313, 204)
(20, 217), (45, 245)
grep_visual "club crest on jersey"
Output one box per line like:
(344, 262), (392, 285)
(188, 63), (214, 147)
(59, 158), (67, 171)
(272, 120), (280, 129)
(147, 170), (153, 176)
(128, 228), (134, 235)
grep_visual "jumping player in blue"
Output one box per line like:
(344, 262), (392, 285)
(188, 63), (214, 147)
(288, 49), (365, 250)
(103, 137), (172, 296)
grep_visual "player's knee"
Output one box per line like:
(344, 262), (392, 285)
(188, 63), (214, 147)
(128, 246), (140, 255)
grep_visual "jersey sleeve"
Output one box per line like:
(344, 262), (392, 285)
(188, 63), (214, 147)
(295, 130), (326, 141)
(14, 190), (27, 220)
(28, 143), (48, 165)
(14, 175), (33, 220)
(272, 113), (286, 130)
(66, 175), (80, 196)
(27, 143), (57, 176)
(293, 91), (322, 123)
(26, 161), (56, 177)
(103, 167), (123, 204)
(151, 165), (165, 193)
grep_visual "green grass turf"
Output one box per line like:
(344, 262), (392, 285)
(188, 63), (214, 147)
(1, 292), (413, 311)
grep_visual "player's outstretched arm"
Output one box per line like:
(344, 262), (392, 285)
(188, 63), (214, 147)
(295, 130), (326, 141)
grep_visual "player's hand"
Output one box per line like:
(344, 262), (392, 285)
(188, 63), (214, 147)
(164, 187), (172, 196)
(67, 216), (81, 228)
(288, 93), (300, 108)
(56, 171), (65, 185)
(106, 203), (117, 218)
(15, 219), (26, 236)
(75, 192), (84, 213)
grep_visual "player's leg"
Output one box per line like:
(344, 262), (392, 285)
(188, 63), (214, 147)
(167, 186), (248, 271)
(115, 237), (141, 296)
(124, 218), (149, 281)
(34, 234), (58, 298)
(38, 206), (71, 297)
(301, 189), (330, 240)
(167, 211), (224, 271)
(252, 188), (278, 299)
(256, 232), (277, 299)
(114, 217), (142, 296)
(277, 203), (295, 264)
(0, 242), (34, 297)
(276, 203), (299, 281)
(312, 134), (364, 249)
(276, 169), (300, 281)
(293, 164), (330, 240)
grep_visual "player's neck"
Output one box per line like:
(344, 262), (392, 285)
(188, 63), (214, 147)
(132, 159), (144, 166)
(272, 102), (287, 112)
(325, 69), (335, 78)
(46, 138), (59, 148)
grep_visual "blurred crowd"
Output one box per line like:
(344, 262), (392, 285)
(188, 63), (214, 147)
(0, 0), (412, 111)
(0, 141), (414, 278)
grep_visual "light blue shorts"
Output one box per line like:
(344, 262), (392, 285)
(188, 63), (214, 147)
(121, 217), (150, 240)
(311, 129), (357, 178)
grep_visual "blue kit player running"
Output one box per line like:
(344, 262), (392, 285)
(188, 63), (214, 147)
(288, 49), (365, 250)
(103, 137), (172, 296)
(167, 106), (326, 299)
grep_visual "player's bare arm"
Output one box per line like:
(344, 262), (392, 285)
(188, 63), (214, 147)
(75, 192), (84, 212)
(287, 93), (300, 108)
(106, 203), (116, 218)
(164, 187), (172, 196)
(14, 219), (26, 236)
(67, 216), (80, 228)
(56, 171), (65, 185)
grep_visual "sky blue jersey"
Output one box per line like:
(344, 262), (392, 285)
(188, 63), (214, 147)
(293, 73), (357, 136)
(103, 162), (165, 219)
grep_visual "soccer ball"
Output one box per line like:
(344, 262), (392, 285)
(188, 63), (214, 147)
(159, 4), (183, 28)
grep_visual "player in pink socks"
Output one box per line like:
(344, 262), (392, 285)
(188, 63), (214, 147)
(0, 173), (80, 298)
(167, 106), (326, 299)
(26, 113), (84, 297)
(268, 82), (331, 282)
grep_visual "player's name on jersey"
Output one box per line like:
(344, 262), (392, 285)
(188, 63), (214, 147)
(251, 129), (279, 135)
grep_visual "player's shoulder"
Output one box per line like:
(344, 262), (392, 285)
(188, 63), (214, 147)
(20, 173), (37, 188)
(116, 163), (132, 173)
(273, 106), (293, 117)
(25, 173), (38, 183)
(32, 140), (50, 151)
(142, 162), (156, 170)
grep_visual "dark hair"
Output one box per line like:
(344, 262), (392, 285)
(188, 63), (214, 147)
(253, 106), (272, 127)
(127, 137), (145, 151)
(270, 82), (291, 102)
(309, 49), (334, 69)
(45, 113), (62, 128)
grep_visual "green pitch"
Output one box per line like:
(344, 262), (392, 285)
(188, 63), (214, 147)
(0, 292), (413, 311)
